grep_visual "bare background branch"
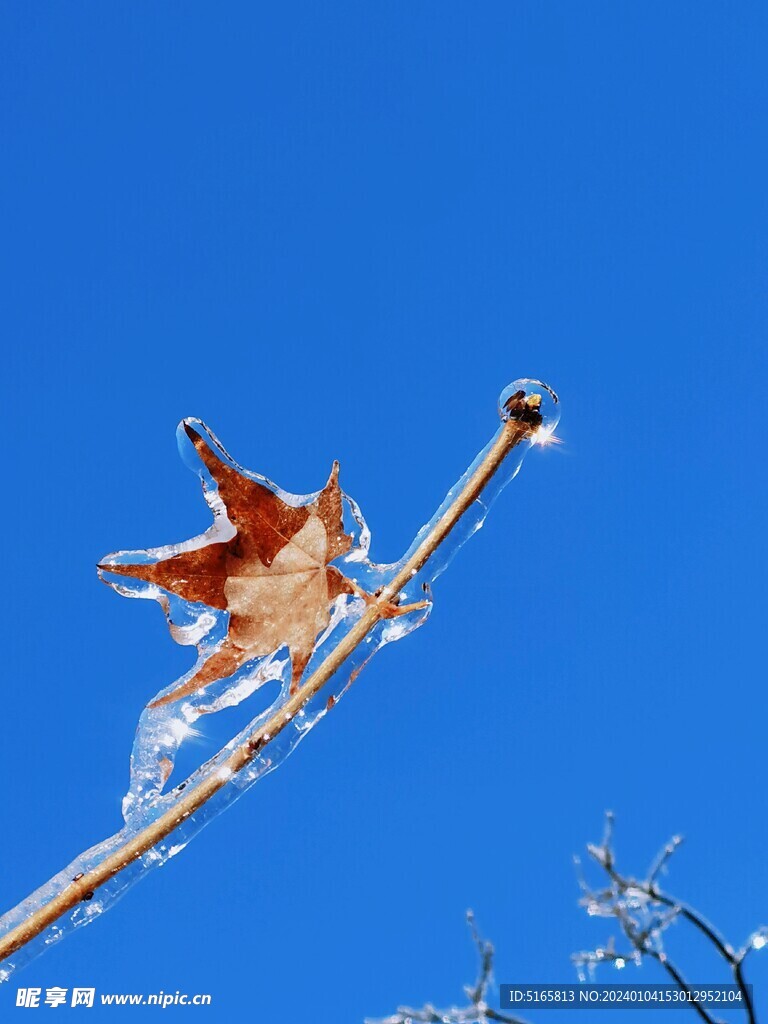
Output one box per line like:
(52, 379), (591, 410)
(574, 813), (763, 1024)
(371, 815), (766, 1024)
(366, 912), (529, 1024)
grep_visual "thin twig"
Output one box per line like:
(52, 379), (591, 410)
(652, 953), (722, 1024)
(368, 912), (530, 1024)
(0, 409), (540, 966)
(647, 834), (683, 887)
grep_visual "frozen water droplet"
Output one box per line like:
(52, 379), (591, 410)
(498, 378), (559, 438)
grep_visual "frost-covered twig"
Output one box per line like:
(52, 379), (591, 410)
(366, 912), (529, 1024)
(573, 813), (763, 1024)
(371, 816), (765, 1024)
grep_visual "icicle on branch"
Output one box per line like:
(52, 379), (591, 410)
(0, 379), (560, 980)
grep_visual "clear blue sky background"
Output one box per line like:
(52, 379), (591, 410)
(1, 3), (766, 1021)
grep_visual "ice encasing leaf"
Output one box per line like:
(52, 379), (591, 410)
(97, 417), (429, 811)
(100, 423), (359, 703)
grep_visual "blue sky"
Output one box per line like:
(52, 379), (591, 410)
(1, 2), (766, 1020)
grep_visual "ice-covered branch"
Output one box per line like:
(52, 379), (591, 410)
(367, 912), (530, 1024)
(0, 381), (559, 980)
(573, 813), (764, 1024)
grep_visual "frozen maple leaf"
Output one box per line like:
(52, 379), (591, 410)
(99, 421), (368, 705)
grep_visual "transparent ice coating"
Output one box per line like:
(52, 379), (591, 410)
(0, 379), (559, 981)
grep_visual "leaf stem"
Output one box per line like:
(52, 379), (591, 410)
(0, 414), (534, 966)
